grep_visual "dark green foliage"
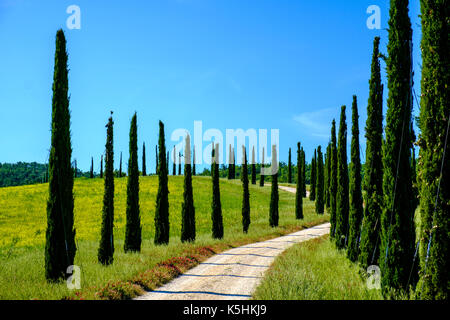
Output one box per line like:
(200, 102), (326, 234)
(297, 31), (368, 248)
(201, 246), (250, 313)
(380, 0), (416, 296)
(173, 146), (176, 176)
(315, 146), (324, 214)
(335, 106), (349, 249)
(228, 145), (233, 180)
(359, 37), (384, 270)
(347, 96), (364, 262)
(142, 142), (147, 176)
(269, 146), (279, 227)
(325, 143), (331, 210)
(309, 150), (316, 201)
(241, 147), (251, 233)
(288, 148), (292, 184)
(45, 29), (76, 281)
(154, 121), (170, 245)
(90, 157), (94, 178)
(417, 0), (450, 300)
(301, 148), (306, 197)
(166, 151), (169, 172)
(155, 145), (159, 175)
(100, 155), (103, 179)
(330, 119), (338, 238)
(251, 146), (257, 185)
(118, 152), (123, 178)
(192, 147), (196, 176)
(211, 143), (224, 239)
(178, 152), (182, 176)
(260, 147), (265, 187)
(98, 113), (114, 265)
(295, 143), (303, 220)
(124, 113), (141, 252)
(181, 135), (195, 243)
(0, 162), (60, 187)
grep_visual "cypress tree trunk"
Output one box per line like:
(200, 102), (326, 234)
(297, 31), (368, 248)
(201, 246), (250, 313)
(335, 106), (349, 249)
(309, 150), (316, 201)
(295, 142), (303, 219)
(288, 148), (292, 184)
(260, 147), (265, 187)
(269, 145), (279, 227)
(90, 157), (94, 178)
(301, 148), (306, 197)
(347, 96), (364, 262)
(98, 113), (114, 265)
(417, 0), (449, 300)
(173, 146), (176, 176)
(181, 134), (195, 243)
(154, 121), (170, 245)
(380, 0), (416, 296)
(241, 146), (250, 233)
(315, 146), (324, 214)
(45, 29), (76, 281)
(124, 113), (141, 252)
(211, 143), (224, 239)
(142, 142), (146, 176)
(100, 155), (103, 179)
(359, 37), (384, 270)
(330, 120), (338, 238)
(251, 146), (256, 185)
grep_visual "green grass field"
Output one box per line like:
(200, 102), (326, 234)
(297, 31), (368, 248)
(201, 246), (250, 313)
(0, 176), (328, 299)
(252, 235), (383, 300)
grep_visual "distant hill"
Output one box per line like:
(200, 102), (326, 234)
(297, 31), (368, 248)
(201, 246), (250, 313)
(0, 162), (48, 187)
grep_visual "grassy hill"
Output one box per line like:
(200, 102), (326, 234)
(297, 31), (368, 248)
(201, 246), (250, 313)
(0, 176), (328, 299)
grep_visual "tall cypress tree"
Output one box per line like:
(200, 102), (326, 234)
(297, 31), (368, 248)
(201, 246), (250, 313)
(100, 155), (103, 179)
(211, 143), (215, 177)
(417, 0), (449, 300)
(155, 145), (159, 175)
(172, 146), (176, 176)
(301, 148), (306, 197)
(211, 143), (223, 239)
(192, 146), (196, 176)
(330, 120), (338, 238)
(45, 29), (76, 281)
(142, 142), (147, 176)
(90, 157), (94, 178)
(181, 134), (195, 243)
(241, 146), (250, 233)
(154, 121), (170, 245)
(315, 146), (324, 214)
(124, 113), (141, 252)
(178, 152), (182, 175)
(325, 143), (331, 210)
(288, 148), (292, 184)
(98, 112), (114, 265)
(118, 152), (123, 178)
(260, 147), (265, 187)
(347, 96), (364, 262)
(359, 37), (384, 270)
(231, 147), (236, 179)
(228, 145), (233, 180)
(295, 142), (303, 219)
(309, 150), (316, 201)
(269, 145), (279, 227)
(251, 146), (256, 185)
(335, 106), (349, 249)
(166, 151), (169, 173)
(380, 0), (416, 296)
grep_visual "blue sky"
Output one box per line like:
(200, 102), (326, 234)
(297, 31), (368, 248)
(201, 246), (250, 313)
(0, 0), (422, 172)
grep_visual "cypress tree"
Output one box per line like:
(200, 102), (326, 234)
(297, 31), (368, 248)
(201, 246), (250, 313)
(100, 155), (103, 179)
(211, 143), (223, 239)
(74, 160), (77, 178)
(251, 146), (256, 185)
(228, 145), (232, 180)
(178, 152), (182, 175)
(154, 121), (170, 245)
(359, 37), (384, 269)
(192, 146), (196, 176)
(269, 145), (279, 227)
(181, 134), (195, 243)
(172, 146), (176, 176)
(288, 148), (292, 184)
(301, 148), (306, 197)
(335, 106), (349, 249)
(260, 147), (265, 187)
(155, 145), (159, 175)
(315, 146), (324, 214)
(90, 157), (94, 178)
(380, 0), (416, 296)
(45, 29), (76, 281)
(347, 96), (364, 262)
(118, 152), (123, 178)
(231, 147), (236, 179)
(124, 113), (141, 252)
(325, 143), (331, 210)
(417, 0), (449, 300)
(142, 142), (147, 176)
(295, 142), (303, 219)
(309, 150), (316, 201)
(241, 146), (250, 233)
(330, 120), (338, 238)
(211, 143), (215, 177)
(98, 112), (114, 265)
(166, 151), (169, 173)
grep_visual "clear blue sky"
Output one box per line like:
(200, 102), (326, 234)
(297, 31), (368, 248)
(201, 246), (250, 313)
(0, 0), (422, 173)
